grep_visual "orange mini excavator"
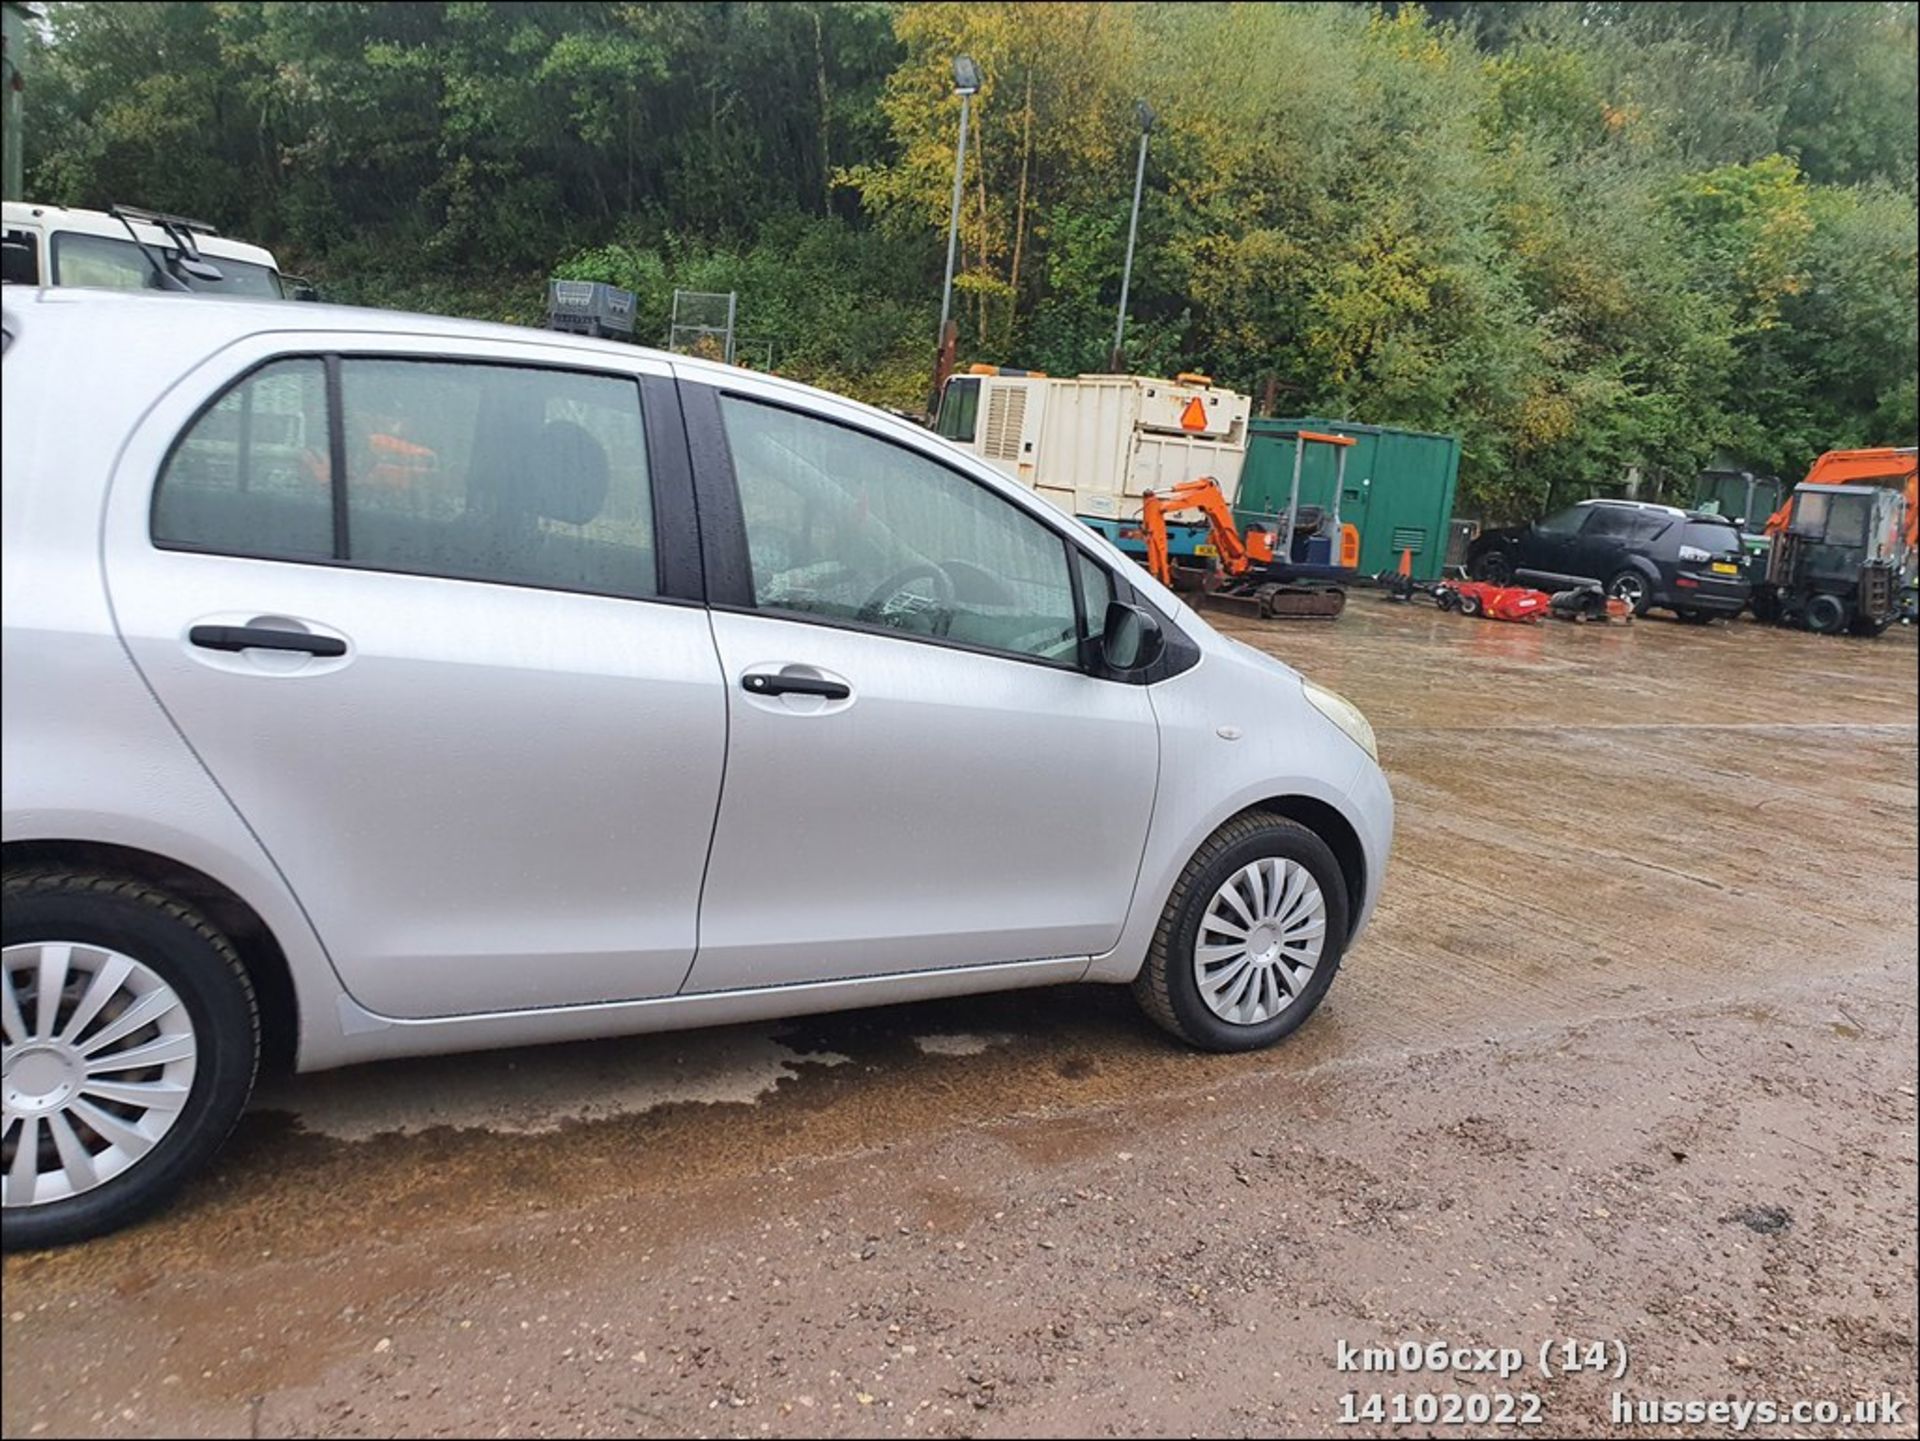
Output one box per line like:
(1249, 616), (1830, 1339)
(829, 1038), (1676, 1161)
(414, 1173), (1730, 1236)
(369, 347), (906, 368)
(1132, 475), (1351, 620)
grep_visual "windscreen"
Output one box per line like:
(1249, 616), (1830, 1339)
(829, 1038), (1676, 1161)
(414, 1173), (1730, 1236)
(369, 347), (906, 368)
(51, 232), (285, 298)
(1818, 493), (1873, 548)
(1680, 520), (1742, 556)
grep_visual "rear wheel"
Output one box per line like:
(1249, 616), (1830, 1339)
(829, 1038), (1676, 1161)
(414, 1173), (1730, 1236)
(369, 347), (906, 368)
(2, 870), (259, 1252)
(1607, 570), (1651, 617)
(1458, 590), (1484, 617)
(1134, 813), (1350, 1052)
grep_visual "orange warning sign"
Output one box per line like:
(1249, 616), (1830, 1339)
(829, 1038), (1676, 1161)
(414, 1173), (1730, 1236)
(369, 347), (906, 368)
(1178, 396), (1208, 431)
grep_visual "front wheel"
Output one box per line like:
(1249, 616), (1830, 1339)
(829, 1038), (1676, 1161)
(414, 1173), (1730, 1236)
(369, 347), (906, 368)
(2, 870), (259, 1251)
(1134, 814), (1350, 1052)
(1607, 570), (1652, 617)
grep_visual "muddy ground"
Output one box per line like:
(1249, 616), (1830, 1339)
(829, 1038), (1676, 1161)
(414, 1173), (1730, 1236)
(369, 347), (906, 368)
(4, 601), (1917, 1439)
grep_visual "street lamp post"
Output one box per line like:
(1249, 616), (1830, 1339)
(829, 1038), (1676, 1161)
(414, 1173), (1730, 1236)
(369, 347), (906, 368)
(1109, 99), (1155, 373)
(932, 55), (982, 412)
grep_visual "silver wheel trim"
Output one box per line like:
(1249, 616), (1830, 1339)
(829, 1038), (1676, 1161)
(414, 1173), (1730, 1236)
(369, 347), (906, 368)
(1610, 574), (1645, 605)
(2, 942), (198, 1208)
(1193, 857), (1327, 1026)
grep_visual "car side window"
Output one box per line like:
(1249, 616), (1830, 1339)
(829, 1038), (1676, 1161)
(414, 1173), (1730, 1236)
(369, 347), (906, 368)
(936, 377), (981, 443)
(339, 360), (655, 598)
(1535, 506), (1587, 537)
(1633, 515), (1672, 543)
(719, 395), (1082, 665)
(153, 357), (335, 558)
(155, 356), (658, 600)
(1077, 550), (1114, 644)
(1581, 507), (1641, 542)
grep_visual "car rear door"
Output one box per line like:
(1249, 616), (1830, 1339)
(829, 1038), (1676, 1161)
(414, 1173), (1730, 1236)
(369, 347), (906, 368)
(101, 330), (726, 1019)
(676, 377), (1160, 993)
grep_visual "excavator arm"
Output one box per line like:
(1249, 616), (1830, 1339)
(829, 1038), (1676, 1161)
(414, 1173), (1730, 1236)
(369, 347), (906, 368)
(1132, 478), (1257, 587)
(1765, 447), (1918, 548)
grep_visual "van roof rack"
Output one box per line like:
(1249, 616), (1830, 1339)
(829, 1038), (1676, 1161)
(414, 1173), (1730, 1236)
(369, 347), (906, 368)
(109, 204), (220, 237)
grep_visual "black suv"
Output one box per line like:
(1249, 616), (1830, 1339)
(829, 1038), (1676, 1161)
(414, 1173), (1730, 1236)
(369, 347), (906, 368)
(1466, 500), (1751, 621)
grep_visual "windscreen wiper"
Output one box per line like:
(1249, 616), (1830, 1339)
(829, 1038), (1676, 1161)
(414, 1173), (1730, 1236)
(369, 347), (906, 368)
(108, 204), (226, 290)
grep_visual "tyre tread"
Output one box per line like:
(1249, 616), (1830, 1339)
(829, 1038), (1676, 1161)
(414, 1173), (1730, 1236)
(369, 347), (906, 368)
(1, 866), (259, 1249)
(1132, 811), (1318, 1046)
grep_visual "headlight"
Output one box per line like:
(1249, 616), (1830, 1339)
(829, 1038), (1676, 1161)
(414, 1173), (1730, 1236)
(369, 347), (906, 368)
(1302, 679), (1377, 761)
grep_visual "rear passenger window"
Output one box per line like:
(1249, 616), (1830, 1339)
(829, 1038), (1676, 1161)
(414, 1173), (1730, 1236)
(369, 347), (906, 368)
(338, 361), (655, 598)
(1580, 507), (1640, 541)
(154, 358), (334, 558)
(154, 357), (657, 599)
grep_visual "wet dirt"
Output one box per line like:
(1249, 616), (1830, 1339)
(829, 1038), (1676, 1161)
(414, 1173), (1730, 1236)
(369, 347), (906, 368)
(3, 603), (1916, 1438)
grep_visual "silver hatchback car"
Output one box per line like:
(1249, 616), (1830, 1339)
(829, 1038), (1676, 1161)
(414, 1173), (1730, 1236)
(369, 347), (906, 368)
(1, 290), (1392, 1248)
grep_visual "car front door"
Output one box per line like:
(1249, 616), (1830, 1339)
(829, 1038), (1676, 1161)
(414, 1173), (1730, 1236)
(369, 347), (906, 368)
(1514, 504), (1591, 585)
(102, 334), (726, 1018)
(1564, 505), (1643, 584)
(678, 381), (1160, 992)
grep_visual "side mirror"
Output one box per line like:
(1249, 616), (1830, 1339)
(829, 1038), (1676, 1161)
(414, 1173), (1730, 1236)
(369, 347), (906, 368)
(1101, 601), (1164, 675)
(285, 276), (320, 302)
(176, 256), (225, 283)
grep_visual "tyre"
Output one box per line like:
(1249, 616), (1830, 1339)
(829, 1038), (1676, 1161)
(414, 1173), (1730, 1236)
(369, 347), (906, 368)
(1134, 813), (1350, 1052)
(1606, 569), (1651, 617)
(1470, 551), (1512, 584)
(1458, 591), (1484, 617)
(1805, 593), (1848, 635)
(2, 870), (259, 1251)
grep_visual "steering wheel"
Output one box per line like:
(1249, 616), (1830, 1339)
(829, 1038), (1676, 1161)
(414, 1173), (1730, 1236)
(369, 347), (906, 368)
(857, 562), (956, 636)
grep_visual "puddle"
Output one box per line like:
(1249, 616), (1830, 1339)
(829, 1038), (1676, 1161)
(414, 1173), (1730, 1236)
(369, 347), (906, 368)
(257, 1025), (850, 1139)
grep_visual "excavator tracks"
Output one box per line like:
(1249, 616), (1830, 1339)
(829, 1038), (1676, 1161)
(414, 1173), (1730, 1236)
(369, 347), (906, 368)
(1203, 582), (1348, 621)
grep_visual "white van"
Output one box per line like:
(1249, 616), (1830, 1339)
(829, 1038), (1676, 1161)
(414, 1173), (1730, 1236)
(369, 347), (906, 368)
(1, 201), (303, 298)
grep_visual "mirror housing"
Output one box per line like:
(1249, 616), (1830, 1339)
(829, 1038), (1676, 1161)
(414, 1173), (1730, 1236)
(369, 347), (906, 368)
(175, 255), (225, 283)
(284, 275), (320, 302)
(1101, 600), (1164, 675)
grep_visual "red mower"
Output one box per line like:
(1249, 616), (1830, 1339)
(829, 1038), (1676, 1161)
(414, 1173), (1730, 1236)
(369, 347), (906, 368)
(1434, 580), (1553, 623)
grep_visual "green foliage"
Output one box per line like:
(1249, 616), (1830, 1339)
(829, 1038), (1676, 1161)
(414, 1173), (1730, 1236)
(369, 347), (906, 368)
(556, 214), (939, 410)
(21, 0), (1918, 518)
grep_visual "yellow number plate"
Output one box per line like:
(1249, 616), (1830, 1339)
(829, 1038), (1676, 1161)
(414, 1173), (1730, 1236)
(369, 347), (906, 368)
(1711, 562), (1740, 575)
(1194, 544), (1218, 558)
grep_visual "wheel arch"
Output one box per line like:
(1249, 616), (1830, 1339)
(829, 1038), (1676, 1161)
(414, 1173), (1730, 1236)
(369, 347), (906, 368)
(2, 839), (299, 1077)
(1239, 796), (1366, 941)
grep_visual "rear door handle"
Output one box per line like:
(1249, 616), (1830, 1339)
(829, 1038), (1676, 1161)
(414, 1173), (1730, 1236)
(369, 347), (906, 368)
(188, 624), (346, 657)
(742, 673), (850, 700)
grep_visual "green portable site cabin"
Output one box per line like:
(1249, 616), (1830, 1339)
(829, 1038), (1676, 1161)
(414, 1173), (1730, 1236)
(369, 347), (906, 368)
(1237, 417), (1461, 581)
